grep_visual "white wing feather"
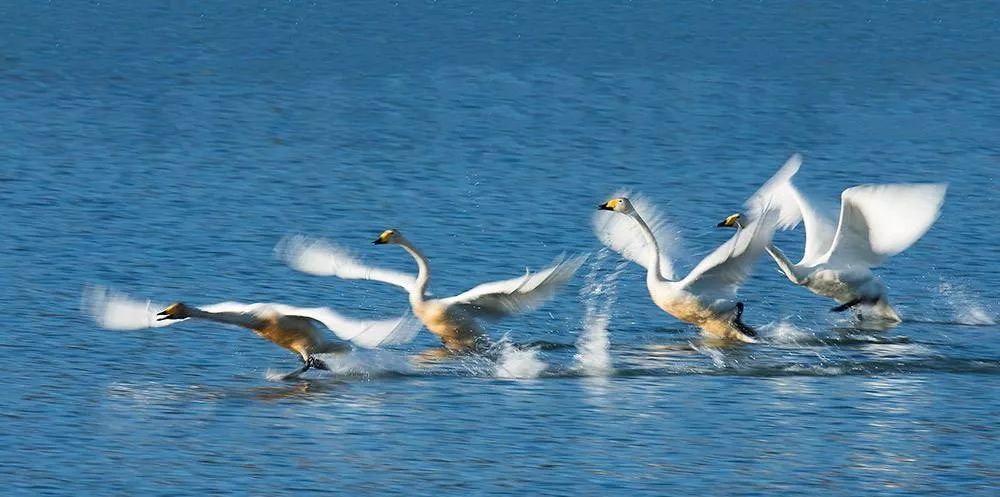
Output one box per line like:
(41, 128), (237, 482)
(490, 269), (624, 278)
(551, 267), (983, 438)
(681, 208), (778, 295)
(821, 183), (947, 268)
(592, 193), (678, 280)
(439, 255), (587, 319)
(743, 154), (838, 266)
(86, 287), (420, 348)
(745, 154), (804, 230)
(276, 235), (417, 292)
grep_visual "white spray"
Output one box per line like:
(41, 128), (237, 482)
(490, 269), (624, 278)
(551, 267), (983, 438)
(573, 249), (627, 375)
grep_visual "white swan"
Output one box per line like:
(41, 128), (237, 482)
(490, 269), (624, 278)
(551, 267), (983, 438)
(278, 232), (586, 352)
(85, 287), (420, 379)
(722, 154), (948, 321)
(594, 195), (778, 342)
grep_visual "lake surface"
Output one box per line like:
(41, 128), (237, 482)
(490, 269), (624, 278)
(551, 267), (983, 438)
(1, 1), (998, 495)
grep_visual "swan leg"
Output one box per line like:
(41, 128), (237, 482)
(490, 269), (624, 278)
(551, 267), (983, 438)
(306, 356), (330, 371)
(278, 356), (330, 380)
(278, 362), (311, 380)
(732, 302), (756, 338)
(830, 298), (862, 313)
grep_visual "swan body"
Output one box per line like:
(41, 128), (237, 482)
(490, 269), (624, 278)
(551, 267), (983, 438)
(734, 154), (948, 321)
(279, 232), (585, 352)
(86, 287), (419, 378)
(594, 196), (778, 342)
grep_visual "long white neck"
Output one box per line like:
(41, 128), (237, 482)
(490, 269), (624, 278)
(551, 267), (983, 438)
(397, 237), (430, 307)
(187, 307), (265, 330)
(629, 210), (667, 286)
(765, 243), (805, 285)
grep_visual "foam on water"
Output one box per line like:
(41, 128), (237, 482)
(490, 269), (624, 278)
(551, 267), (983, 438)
(938, 280), (997, 325)
(266, 349), (415, 381)
(493, 341), (547, 379)
(760, 320), (815, 345)
(573, 249), (627, 375)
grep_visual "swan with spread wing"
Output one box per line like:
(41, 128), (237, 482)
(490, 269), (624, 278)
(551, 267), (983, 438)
(279, 232), (585, 352)
(720, 154), (947, 321)
(85, 287), (419, 379)
(594, 195), (778, 342)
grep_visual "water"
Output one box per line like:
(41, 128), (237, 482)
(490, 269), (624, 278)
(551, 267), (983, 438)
(2, 1), (999, 495)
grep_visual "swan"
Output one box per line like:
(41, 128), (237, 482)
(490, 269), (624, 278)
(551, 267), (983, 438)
(593, 195), (778, 342)
(85, 287), (420, 379)
(278, 231), (586, 352)
(720, 154), (948, 321)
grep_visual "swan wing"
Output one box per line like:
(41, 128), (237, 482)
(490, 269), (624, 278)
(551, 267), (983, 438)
(592, 193), (678, 280)
(820, 183), (947, 268)
(240, 303), (421, 349)
(276, 235), (417, 292)
(745, 153), (804, 229)
(743, 154), (837, 266)
(680, 208), (778, 295)
(792, 186), (840, 266)
(439, 255), (587, 320)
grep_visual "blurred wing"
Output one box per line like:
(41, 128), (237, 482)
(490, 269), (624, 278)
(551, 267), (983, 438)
(276, 235), (417, 292)
(84, 286), (174, 330)
(821, 183), (947, 268)
(440, 255), (587, 320)
(592, 193), (678, 280)
(681, 209), (778, 296)
(257, 304), (422, 349)
(743, 154), (837, 266)
(745, 153), (804, 229)
(792, 186), (839, 266)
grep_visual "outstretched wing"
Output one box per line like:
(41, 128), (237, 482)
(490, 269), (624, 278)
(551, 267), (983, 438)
(680, 208), (779, 296)
(745, 154), (805, 230)
(241, 303), (422, 349)
(276, 235), (417, 292)
(744, 154), (837, 266)
(592, 192), (679, 280)
(820, 183), (947, 269)
(439, 255), (587, 320)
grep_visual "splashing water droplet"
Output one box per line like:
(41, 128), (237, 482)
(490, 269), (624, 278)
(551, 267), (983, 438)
(574, 249), (627, 375)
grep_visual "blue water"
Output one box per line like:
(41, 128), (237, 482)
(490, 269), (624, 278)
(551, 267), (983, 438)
(2, 1), (999, 495)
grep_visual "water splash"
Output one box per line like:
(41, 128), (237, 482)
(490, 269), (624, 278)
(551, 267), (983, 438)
(760, 320), (814, 345)
(938, 280), (996, 325)
(82, 285), (172, 330)
(493, 340), (547, 379)
(266, 349), (415, 381)
(573, 249), (627, 375)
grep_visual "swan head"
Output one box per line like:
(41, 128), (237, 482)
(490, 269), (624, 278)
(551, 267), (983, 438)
(156, 302), (191, 321)
(717, 213), (742, 228)
(597, 197), (635, 214)
(373, 229), (402, 245)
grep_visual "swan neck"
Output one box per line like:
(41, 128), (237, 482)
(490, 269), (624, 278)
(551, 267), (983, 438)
(187, 308), (263, 329)
(630, 210), (666, 284)
(765, 243), (803, 284)
(399, 238), (430, 305)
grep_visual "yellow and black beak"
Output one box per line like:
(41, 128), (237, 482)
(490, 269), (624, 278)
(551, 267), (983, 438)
(597, 198), (621, 211)
(373, 230), (393, 245)
(156, 309), (177, 321)
(717, 213), (741, 228)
